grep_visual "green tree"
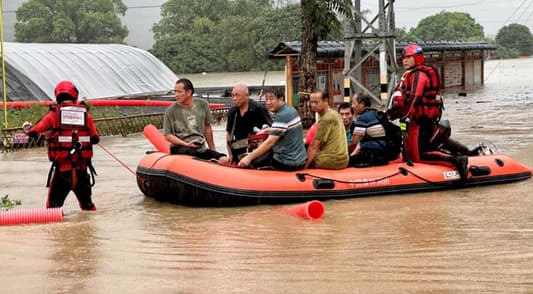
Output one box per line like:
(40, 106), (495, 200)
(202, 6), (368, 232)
(299, 0), (351, 126)
(492, 43), (520, 59)
(395, 27), (409, 42)
(151, 0), (300, 73)
(495, 23), (533, 56)
(406, 11), (484, 41)
(15, 0), (128, 43)
(152, 0), (247, 73)
(249, 5), (302, 71)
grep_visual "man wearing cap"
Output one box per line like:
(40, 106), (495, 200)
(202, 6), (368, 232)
(24, 80), (99, 210)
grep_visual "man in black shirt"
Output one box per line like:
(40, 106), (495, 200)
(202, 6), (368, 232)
(226, 84), (272, 163)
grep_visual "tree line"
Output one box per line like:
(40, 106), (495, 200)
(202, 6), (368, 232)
(14, 0), (533, 74)
(395, 11), (533, 59)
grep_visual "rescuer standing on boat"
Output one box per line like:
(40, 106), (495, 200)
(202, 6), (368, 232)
(24, 80), (99, 210)
(387, 43), (469, 180)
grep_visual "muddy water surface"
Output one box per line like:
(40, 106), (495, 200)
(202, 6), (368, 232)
(1, 58), (532, 293)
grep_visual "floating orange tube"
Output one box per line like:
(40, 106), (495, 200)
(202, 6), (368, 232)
(143, 124), (170, 154)
(305, 122), (318, 145)
(0, 208), (63, 225)
(0, 100), (225, 110)
(282, 200), (325, 219)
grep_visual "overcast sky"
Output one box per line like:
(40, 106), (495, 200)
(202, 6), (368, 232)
(388, 0), (533, 38)
(3, 0), (533, 48)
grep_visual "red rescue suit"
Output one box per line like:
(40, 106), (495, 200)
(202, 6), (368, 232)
(401, 64), (443, 123)
(28, 102), (100, 210)
(388, 65), (468, 180)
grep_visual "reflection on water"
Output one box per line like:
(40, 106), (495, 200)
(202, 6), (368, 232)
(48, 218), (98, 293)
(1, 59), (532, 293)
(444, 58), (533, 154)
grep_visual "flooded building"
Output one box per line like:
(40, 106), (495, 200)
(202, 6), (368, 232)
(268, 41), (496, 106)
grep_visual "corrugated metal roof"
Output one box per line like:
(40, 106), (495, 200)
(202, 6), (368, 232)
(397, 41), (497, 52)
(269, 41), (496, 59)
(2, 42), (177, 101)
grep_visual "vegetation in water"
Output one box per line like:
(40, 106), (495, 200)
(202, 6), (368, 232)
(1, 195), (22, 210)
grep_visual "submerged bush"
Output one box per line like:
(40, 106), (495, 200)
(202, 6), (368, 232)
(1, 195), (22, 210)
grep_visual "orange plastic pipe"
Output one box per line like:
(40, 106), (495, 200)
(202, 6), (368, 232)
(0, 100), (225, 110)
(305, 122), (318, 145)
(143, 124), (170, 154)
(282, 200), (325, 219)
(0, 208), (63, 225)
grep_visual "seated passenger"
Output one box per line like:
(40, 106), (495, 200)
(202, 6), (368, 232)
(337, 102), (357, 153)
(237, 90), (307, 171)
(226, 84), (272, 163)
(163, 78), (229, 165)
(349, 93), (388, 167)
(304, 90), (348, 170)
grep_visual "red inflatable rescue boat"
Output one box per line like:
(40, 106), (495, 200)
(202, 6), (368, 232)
(136, 151), (532, 207)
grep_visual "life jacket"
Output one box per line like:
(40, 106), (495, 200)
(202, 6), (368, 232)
(401, 64), (444, 122)
(46, 104), (94, 169)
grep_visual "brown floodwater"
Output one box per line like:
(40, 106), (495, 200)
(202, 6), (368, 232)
(1, 58), (532, 293)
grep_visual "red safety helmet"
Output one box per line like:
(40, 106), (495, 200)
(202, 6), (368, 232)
(403, 43), (425, 65)
(54, 80), (79, 103)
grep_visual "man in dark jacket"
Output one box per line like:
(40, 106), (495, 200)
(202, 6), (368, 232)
(226, 84), (272, 163)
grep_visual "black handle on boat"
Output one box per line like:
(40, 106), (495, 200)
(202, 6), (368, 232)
(296, 173), (306, 182)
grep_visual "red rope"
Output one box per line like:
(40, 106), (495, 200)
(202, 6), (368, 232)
(96, 143), (136, 176)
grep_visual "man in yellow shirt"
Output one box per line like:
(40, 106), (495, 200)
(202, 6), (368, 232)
(304, 90), (349, 169)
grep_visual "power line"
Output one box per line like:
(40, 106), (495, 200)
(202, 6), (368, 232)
(514, 0), (533, 22)
(526, 8), (533, 24)
(501, 0), (530, 27)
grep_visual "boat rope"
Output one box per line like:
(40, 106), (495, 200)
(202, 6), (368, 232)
(96, 143), (136, 176)
(296, 170), (402, 184)
(297, 166), (464, 187)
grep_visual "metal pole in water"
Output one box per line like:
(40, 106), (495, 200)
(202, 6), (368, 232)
(0, 0), (9, 128)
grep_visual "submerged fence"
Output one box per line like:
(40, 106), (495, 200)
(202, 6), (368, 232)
(1, 108), (228, 152)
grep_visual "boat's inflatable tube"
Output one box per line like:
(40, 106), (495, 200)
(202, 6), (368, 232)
(282, 200), (325, 219)
(144, 124), (170, 154)
(0, 208), (63, 225)
(136, 151), (532, 207)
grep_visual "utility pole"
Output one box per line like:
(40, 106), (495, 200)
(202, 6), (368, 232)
(343, 0), (398, 106)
